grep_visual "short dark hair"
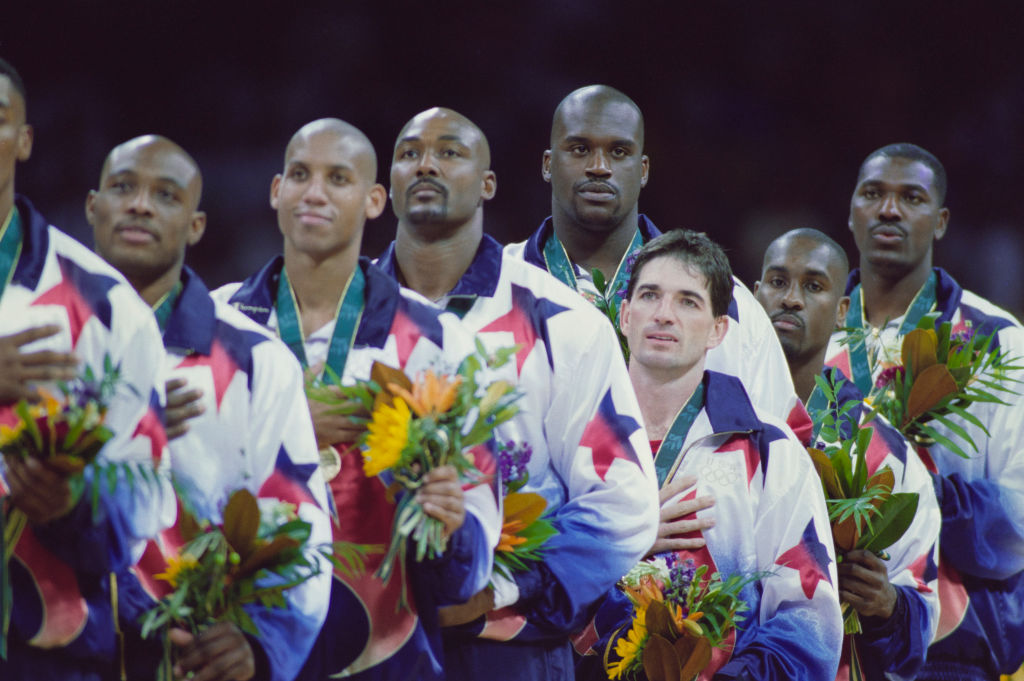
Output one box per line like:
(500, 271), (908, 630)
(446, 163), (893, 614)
(0, 57), (27, 109)
(859, 143), (947, 205)
(626, 229), (733, 318)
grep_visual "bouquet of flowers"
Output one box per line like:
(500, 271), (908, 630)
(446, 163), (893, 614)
(855, 313), (1021, 458)
(492, 440), (557, 580)
(807, 375), (919, 635)
(139, 488), (366, 680)
(0, 358), (149, 659)
(316, 341), (520, 589)
(604, 555), (765, 681)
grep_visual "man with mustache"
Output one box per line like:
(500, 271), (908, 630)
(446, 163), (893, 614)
(825, 144), (1024, 680)
(214, 118), (499, 681)
(755, 228), (940, 680)
(506, 85), (807, 439)
(376, 106), (658, 681)
(0, 57), (172, 681)
(88, 134), (332, 681)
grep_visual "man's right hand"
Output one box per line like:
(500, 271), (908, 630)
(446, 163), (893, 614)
(0, 325), (77, 404)
(647, 474), (716, 557)
(165, 378), (205, 440)
(305, 367), (367, 447)
(5, 456), (75, 524)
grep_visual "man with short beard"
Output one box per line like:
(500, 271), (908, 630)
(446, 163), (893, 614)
(755, 228), (940, 681)
(376, 106), (658, 681)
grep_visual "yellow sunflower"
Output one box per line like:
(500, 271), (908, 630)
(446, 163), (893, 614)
(155, 552), (199, 588)
(362, 397), (412, 476)
(0, 420), (27, 447)
(608, 607), (648, 679)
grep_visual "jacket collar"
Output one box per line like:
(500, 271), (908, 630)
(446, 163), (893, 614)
(228, 255), (403, 350)
(11, 194), (52, 290)
(522, 213), (662, 269)
(163, 266), (216, 355)
(375, 233), (504, 298)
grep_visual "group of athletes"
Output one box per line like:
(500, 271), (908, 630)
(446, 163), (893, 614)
(0, 55), (1021, 681)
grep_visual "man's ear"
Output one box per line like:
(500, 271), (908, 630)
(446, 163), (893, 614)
(640, 154), (650, 188)
(707, 315), (729, 351)
(365, 184), (387, 219)
(836, 296), (850, 328)
(541, 150), (552, 183)
(619, 298), (631, 336)
(187, 212), (207, 246)
(481, 170), (497, 201)
(269, 174), (282, 210)
(16, 123), (33, 162)
(935, 207), (950, 241)
(84, 189), (98, 226)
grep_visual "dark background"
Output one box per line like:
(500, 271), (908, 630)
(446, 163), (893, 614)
(5, 1), (1024, 316)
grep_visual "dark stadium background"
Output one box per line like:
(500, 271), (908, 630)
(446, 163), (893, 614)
(5, 1), (1023, 317)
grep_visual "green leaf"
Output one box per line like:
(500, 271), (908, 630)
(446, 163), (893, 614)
(857, 492), (919, 552)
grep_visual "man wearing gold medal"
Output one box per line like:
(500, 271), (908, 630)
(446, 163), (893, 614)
(214, 118), (499, 681)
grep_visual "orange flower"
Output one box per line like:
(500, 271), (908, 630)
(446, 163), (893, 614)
(388, 371), (461, 418)
(624, 574), (665, 609)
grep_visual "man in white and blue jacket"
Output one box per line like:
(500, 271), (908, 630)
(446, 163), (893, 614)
(826, 143), (1024, 680)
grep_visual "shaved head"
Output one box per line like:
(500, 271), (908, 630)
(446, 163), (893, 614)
(551, 85), (644, 151)
(285, 118), (378, 182)
(396, 107), (491, 169)
(100, 135), (203, 210)
(763, 228), (849, 279)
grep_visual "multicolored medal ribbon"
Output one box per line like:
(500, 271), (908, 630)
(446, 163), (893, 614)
(843, 271), (937, 395)
(653, 382), (705, 487)
(542, 227), (643, 316)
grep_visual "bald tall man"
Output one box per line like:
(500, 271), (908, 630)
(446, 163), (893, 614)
(89, 135), (333, 681)
(214, 118), (499, 681)
(506, 84), (808, 440)
(375, 107), (658, 681)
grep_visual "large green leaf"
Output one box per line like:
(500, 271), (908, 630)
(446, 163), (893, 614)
(858, 492), (919, 552)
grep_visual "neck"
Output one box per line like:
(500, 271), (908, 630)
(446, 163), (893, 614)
(394, 215), (482, 302)
(283, 244), (359, 336)
(134, 264), (183, 308)
(628, 360), (704, 441)
(859, 257), (933, 328)
(791, 348), (827, 404)
(552, 207), (639, 281)
(0, 190), (13, 226)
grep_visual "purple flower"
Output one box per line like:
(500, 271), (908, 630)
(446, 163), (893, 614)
(875, 365), (906, 389)
(497, 441), (533, 495)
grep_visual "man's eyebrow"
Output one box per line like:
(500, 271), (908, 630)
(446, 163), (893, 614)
(562, 135), (637, 148)
(860, 178), (931, 193)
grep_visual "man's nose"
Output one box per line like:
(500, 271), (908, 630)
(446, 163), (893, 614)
(416, 151), (440, 176)
(878, 192), (903, 221)
(127, 188), (154, 215)
(585, 149), (612, 178)
(781, 282), (804, 309)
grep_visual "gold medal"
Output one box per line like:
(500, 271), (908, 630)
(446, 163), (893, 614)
(318, 446), (342, 481)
